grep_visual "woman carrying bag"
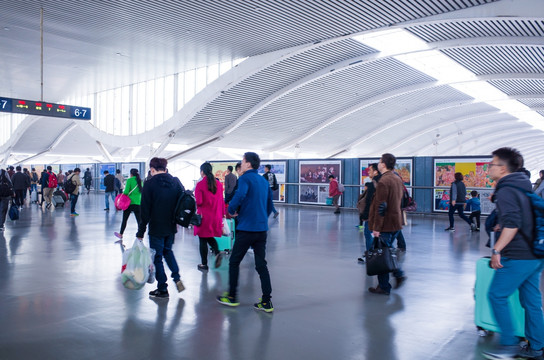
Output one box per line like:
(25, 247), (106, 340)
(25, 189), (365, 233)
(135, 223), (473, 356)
(194, 162), (225, 271)
(114, 169), (143, 241)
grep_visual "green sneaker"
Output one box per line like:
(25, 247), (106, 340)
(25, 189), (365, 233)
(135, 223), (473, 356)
(216, 292), (239, 307)
(253, 298), (274, 313)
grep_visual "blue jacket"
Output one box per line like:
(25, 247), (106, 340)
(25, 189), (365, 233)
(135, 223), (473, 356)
(465, 198), (480, 212)
(228, 169), (273, 232)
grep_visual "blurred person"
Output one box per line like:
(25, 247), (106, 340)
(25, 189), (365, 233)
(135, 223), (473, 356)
(114, 169), (143, 241)
(66, 168), (82, 216)
(444, 172), (472, 231)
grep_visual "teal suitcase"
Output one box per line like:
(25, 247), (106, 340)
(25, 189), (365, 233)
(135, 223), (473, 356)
(215, 219), (235, 253)
(474, 257), (526, 338)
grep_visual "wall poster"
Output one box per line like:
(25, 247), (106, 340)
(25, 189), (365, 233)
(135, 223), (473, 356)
(99, 164), (116, 191)
(258, 161), (286, 202)
(121, 163), (141, 178)
(360, 158), (413, 195)
(299, 160), (341, 205)
(434, 158), (495, 214)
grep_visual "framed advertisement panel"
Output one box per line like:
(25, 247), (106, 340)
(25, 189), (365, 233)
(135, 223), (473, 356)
(99, 164), (116, 191)
(360, 158), (413, 195)
(258, 161), (286, 202)
(433, 157), (495, 213)
(299, 160), (341, 204)
(121, 163), (141, 178)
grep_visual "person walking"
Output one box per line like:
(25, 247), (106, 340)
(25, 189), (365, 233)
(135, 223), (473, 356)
(114, 169), (124, 197)
(137, 157), (185, 298)
(444, 172), (472, 231)
(11, 166), (29, 209)
(66, 168), (82, 216)
(41, 166), (56, 209)
(57, 171), (65, 190)
(263, 164), (279, 218)
(194, 162), (225, 271)
(83, 168), (92, 194)
(217, 152), (274, 312)
(328, 174), (342, 214)
(482, 147), (544, 359)
(465, 190), (481, 231)
(533, 170), (544, 191)
(30, 168), (39, 201)
(357, 163), (379, 262)
(114, 168), (143, 241)
(0, 169), (14, 231)
(103, 170), (115, 211)
(368, 153), (407, 295)
(224, 165), (237, 204)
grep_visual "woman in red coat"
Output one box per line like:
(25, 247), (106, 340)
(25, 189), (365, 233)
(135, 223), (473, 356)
(194, 162), (225, 271)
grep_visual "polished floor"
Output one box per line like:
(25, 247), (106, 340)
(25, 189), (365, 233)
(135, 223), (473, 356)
(1, 194), (542, 360)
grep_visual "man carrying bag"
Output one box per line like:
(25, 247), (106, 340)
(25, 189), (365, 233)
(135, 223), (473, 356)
(367, 153), (407, 295)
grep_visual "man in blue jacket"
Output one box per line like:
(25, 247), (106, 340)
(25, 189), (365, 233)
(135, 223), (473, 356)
(482, 147), (544, 359)
(217, 152), (274, 312)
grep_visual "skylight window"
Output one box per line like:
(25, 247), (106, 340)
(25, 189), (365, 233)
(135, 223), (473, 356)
(353, 29), (544, 131)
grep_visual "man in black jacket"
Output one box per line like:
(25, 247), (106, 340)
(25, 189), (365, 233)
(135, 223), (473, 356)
(445, 172), (472, 231)
(357, 163), (379, 263)
(482, 147), (544, 359)
(103, 170), (115, 211)
(11, 166), (30, 209)
(137, 157), (185, 298)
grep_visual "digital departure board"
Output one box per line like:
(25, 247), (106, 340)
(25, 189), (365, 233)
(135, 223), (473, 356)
(0, 97), (91, 120)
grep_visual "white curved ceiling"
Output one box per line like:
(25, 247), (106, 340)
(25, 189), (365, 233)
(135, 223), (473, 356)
(1, 0), (543, 171)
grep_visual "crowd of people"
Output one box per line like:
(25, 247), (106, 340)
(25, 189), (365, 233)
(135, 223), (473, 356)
(2, 147), (544, 356)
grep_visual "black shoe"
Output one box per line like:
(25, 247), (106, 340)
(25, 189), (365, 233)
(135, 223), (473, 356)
(394, 276), (407, 289)
(334, 209), (340, 214)
(368, 286), (390, 295)
(198, 264), (209, 271)
(444, 227), (455, 231)
(357, 256), (365, 263)
(104, 208), (109, 211)
(149, 289), (169, 298)
(214, 252), (223, 268)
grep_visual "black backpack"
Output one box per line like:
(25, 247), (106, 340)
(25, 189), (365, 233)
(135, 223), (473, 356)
(0, 176), (13, 197)
(173, 190), (197, 227)
(64, 175), (77, 194)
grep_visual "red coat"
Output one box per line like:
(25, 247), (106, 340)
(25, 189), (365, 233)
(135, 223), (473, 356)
(329, 179), (341, 197)
(194, 178), (224, 237)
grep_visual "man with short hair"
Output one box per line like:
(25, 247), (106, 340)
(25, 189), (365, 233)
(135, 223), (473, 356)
(114, 169), (124, 197)
(103, 170), (115, 211)
(30, 168), (39, 201)
(67, 168), (82, 216)
(328, 174), (342, 214)
(217, 152), (275, 312)
(11, 166), (29, 209)
(368, 153), (407, 295)
(224, 165), (237, 204)
(482, 147), (544, 360)
(357, 163), (379, 263)
(83, 168), (92, 194)
(137, 157), (185, 298)
(263, 164), (279, 218)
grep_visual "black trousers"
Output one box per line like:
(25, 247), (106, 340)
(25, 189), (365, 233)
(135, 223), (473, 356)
(199, 237), (219, 265)
(469, 210), (481, 228)
(228, 230), (272, 301)
(119, 204), (141, 235)
(14, 189), (25, 207)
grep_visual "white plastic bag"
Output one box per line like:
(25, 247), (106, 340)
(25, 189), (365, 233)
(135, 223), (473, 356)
(121, 239), (154, 290)
(222, 218), (231, 236)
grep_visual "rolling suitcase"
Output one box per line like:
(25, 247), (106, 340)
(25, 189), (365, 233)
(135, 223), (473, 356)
(53, 190), (67, 202)
(474, 233), (525, 338)
(30, 191), (37, 203)
(52, 194), (65, 207)
(215, 218), (235, 253)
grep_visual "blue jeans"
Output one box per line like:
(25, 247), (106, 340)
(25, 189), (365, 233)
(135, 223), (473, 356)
(488, 258), (544, 347)
(30, 183), (37, 194)
(395, 231), (406, 250)
(70, 194), (78, 213)
(104, 191), (115, 209)
(229, 230), (272, 301)
(376, 231), (404, 293)
(363, 221), (373, 252)
(448, 203), (471, 227)
(149, 234), (180, 292)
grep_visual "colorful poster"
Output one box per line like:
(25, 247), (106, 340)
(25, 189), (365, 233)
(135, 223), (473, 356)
(360, 159), (412, 186)
(299, 161), (341, 204)
(258, 161), (287, 202)
(433, 189), (495, 214)
(210, 161), (238, 184)
(435, 158), (494, 188)
(300, 161), (341, 184)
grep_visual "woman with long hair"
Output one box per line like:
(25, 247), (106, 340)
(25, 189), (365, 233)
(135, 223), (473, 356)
(114, 168), (143, 241)
(194, 162), (225, 270)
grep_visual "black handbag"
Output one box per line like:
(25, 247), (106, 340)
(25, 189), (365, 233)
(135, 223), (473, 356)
(365, 237), (399, 276)
(9, 200), (19, 221)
